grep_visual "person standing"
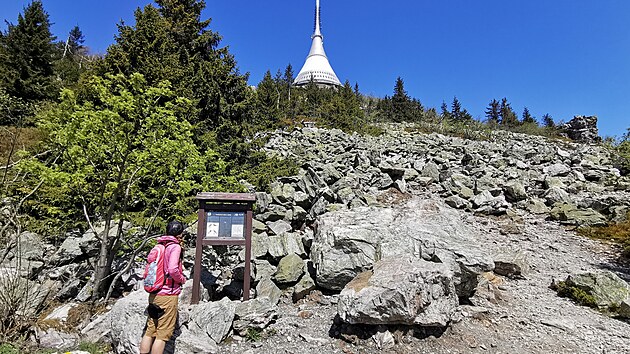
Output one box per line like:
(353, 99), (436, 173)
(139, 221), (187, 354)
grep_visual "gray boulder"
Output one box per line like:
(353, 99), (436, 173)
(550, 203), (607, 226)
(273, 253), (304, 284)
(233, 297), (278, 336)
(311, 197), (493, 297)
(337, 256), (458, 327)
(563, 271), (629, 309)
(493, 249), (529, 278)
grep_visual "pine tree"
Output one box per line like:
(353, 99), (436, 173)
(522, 107), (536, 124)
(440, 101), (451, 120)
(451, 96), (462, 121)
(98, 0), (250, 136)
(499, 97), (519, 127)
(0, 0), (58, 101)
(485, 99), (500, 125)
(56, 25), (88, 88)
(67, 26), (85, 56)
(255, 70), (280, 128)
(542, 113), (555, 128)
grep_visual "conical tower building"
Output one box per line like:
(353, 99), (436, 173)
(293, 0), (341, 87)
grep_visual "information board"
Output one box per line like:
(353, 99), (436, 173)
(205, 211), (245, 239)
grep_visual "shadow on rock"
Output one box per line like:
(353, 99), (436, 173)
(328, 314), (448, 345)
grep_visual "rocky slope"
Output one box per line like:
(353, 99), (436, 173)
(3, 124), (630, 353)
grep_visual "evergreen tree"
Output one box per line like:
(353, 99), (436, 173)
(440, 101), (451, 120)
(65, 26), (85, 57)
(542, 113), (555, 128)
(56, 26), (88, 88)
(255, 70), (280, 128)
(282, 64), (295, 120)
(499, 97), (519, 127)
(0, 0), (58, 101)
(485, 99), (500, 125)
(451, 96), (462, 121)
(522, 107), (536, 124)
(379, 76), (423, 122)
(97, 0), (250, 136)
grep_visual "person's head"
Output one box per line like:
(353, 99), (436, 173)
(166, 220), (184, 237)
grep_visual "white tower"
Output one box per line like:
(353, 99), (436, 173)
(293, 0), (341, 87)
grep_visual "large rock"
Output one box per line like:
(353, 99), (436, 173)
(233, 297), (278, 336)
(337, 257), (458, 327)
(563, 271), (630, 309)
(273, 254), (304, 284)
(82, 284), (236, 354)
(560, 115), (601, 143)
(493, 249), (529, 278)
(311, 197), (493, 297)
(550, 203), (607, 226)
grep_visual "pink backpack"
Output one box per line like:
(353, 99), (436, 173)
(143, 241), (175, 293)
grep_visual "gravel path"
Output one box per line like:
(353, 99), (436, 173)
(218, 204), (630, 354)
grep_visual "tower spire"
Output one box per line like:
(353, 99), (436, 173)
(293, 0), (341, 87)
(314, 0), (321, 37)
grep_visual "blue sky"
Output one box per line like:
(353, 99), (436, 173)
(2, 0), (629, 138)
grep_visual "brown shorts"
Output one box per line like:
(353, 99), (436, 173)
(143, 294), (179, 341)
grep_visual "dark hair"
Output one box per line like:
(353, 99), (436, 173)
(166, 220), (184, 236)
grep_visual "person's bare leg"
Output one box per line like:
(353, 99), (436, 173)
(139, 335), (154, 353)
(151, 339), (167, 354)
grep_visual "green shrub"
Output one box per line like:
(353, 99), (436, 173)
(0, 344), (19, 354)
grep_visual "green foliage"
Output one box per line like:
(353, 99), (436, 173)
(0, 0), (58, 102)
(0, 89), (34, 126)
(24, 73), (212, 297)
(0, 344), (18, 354)
(450, 96), (473, 122)
(245, 327), (263, 342)
(28, 73), (207, 227)
(542, 113), (555, 128)
(485, 99), (500, 125)
(54, 26), (89, 89)
(555, 281), (598, 308)
(78, 341), (111, 354)
(96, 0), (250, 136)
(521, 107), (537, 124)
(499, 97), (519, 127)
(377, 77), (424, 123)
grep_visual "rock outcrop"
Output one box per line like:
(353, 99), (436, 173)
(560, 115), (601, 144)
(310, 197), (493, 297)
(337, 256), (458, 327)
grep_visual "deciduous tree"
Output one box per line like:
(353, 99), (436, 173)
(31, 73), (209, 298)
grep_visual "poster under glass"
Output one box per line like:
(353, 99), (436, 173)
(205, 211), (245, 239)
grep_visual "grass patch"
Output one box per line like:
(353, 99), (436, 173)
(577, 216), (630, 258)
(245, 328), (262, 342)
(78, 341), (111, 354)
